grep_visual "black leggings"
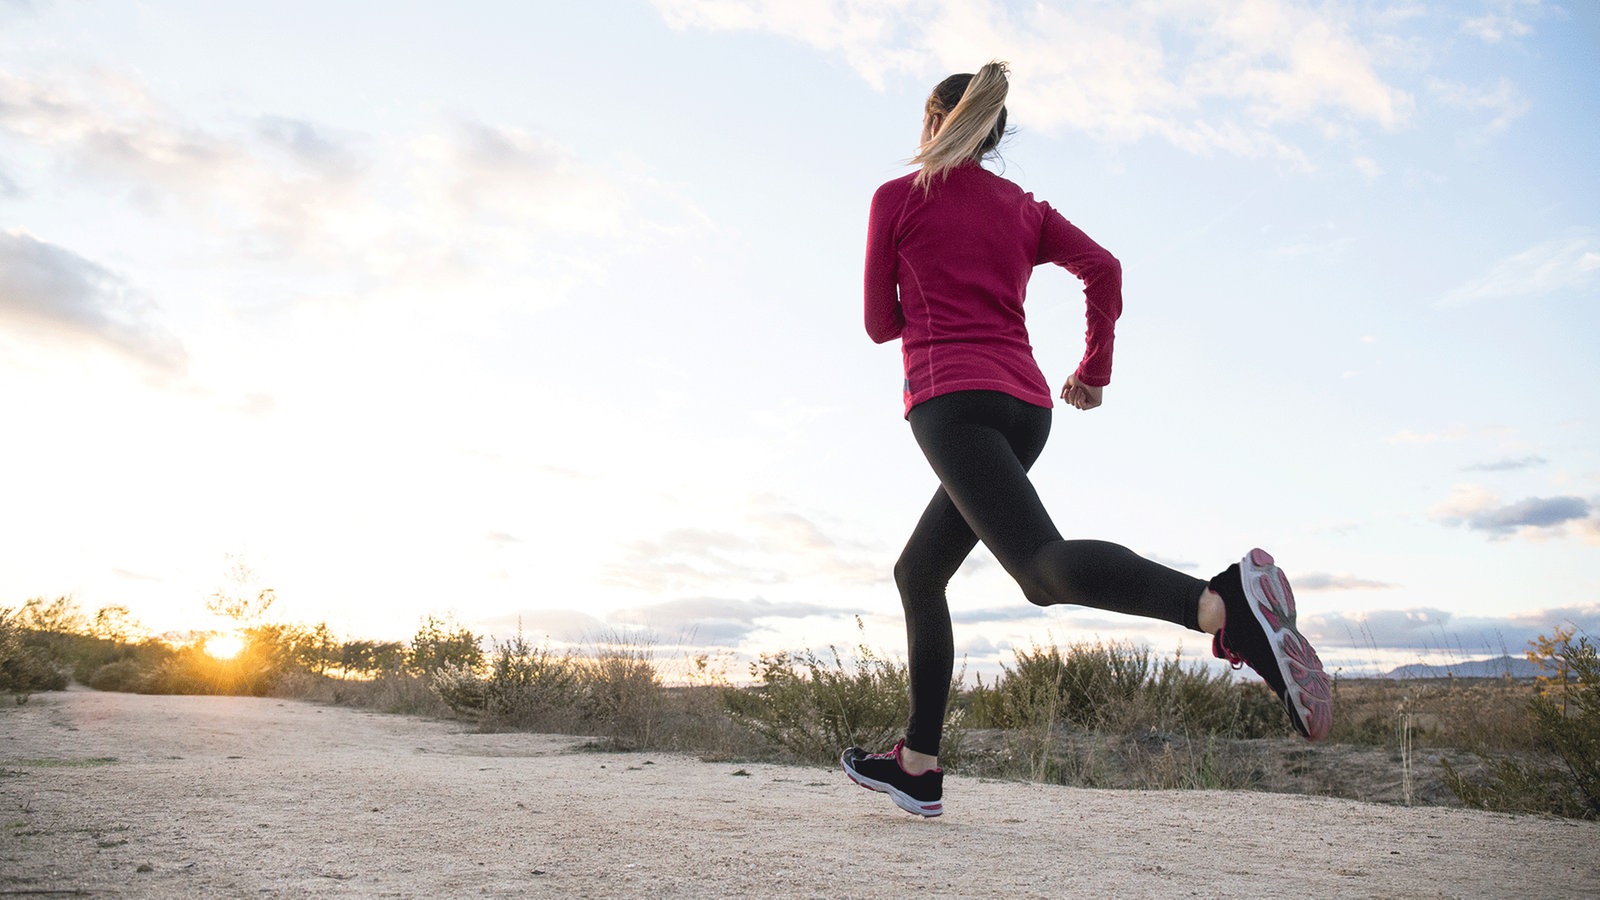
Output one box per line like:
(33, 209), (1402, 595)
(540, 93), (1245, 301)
(897, 390), (1207, 755)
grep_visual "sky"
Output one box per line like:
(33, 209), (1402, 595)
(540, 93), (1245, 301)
(2, 0), (1597, 679)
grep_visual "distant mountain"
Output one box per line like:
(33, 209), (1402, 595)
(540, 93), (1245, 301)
(1383, 655), (1544, 679)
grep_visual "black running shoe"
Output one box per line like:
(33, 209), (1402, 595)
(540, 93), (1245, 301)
(840, 740), (943, 817)
(1210, 548), (1333, 741)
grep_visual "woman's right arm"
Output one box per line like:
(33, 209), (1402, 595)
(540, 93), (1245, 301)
(863, 184), (904, 343)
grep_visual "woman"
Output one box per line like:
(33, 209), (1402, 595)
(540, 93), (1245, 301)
(839, 62), (1332, 818)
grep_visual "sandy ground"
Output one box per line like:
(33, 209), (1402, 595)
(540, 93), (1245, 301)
(3, 689), (1597, 898)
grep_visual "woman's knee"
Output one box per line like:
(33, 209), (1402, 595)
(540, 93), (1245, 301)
(893, 553), (952, 605)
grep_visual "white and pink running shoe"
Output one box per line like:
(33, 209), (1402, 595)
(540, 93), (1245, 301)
(1210, 548), (1332, 741)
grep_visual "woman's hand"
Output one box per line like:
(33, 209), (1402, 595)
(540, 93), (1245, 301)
(1060, 374), (1103, 410)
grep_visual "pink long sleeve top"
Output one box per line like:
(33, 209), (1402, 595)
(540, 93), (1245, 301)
(864, 163), (1122, 417)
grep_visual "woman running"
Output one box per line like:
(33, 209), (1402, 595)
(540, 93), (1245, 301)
(839, 61), (1333, 818)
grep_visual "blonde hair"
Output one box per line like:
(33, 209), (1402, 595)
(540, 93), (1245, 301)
(912, 60), (1010, 188)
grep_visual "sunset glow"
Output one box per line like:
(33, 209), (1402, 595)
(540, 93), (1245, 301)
(204, 634), (247, 662)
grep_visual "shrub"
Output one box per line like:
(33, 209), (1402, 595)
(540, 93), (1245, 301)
(1138, 656), (1287, 738)
(1, 605), (69, 697)
(431, 662), (490, 715)
(429, 631), (662, 747)
(430, 632), (583, 729)
(578, 634), (661, 748)
(967, 640), (1285, 738)
(969, 640), (1147, 731)
(1443, 633), (1600, 819)
(722, 625), (937, 765)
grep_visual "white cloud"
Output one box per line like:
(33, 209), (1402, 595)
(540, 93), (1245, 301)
(602, 505), (885, 593)
(410, 120), (630, 238)
(1430, 484), (1596, 540)
(0, 66), (702, 311)
(1440, 229), (1600, 306)
(651, 0), (1415, 159)
(1428, 75), (1529, 133)
(1307, 601), (1599, 651)
(1386, 424), (1472, 444)
(0, 229), (186, 371)
(1293, 572), (1394, 591)
(1464, 455), (1548, 472)
(611, 595), (843, 646)
(1460, 0), (1544, 43)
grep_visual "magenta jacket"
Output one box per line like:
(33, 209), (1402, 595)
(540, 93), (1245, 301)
(864, 163), (1122, 417)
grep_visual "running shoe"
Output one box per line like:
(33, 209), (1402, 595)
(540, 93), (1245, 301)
(1210, 548), (1333, 741)
(840, 740), (943, 817)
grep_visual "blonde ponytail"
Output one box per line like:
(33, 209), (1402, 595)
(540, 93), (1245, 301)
(912, 61), (1010, 188)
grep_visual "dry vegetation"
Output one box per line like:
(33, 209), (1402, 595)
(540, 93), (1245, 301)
(3, 597), (1595, 820)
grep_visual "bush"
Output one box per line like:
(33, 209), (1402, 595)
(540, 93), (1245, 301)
(429, 631), (662, 747)
(578, 635), (661, 748)
(0, 605), (69, 697)
(1443, 633), (1600, 819)
(722, 627), (932, 765)
(1139, 656), (1287, 738)
(430, 632), (573, 727)
(969, 640), (1147, 731)
(968, 640), (1285, 739)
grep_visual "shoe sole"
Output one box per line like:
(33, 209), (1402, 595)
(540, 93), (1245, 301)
(840, 752), (943, 817)
(1241, 548), (1332, 741)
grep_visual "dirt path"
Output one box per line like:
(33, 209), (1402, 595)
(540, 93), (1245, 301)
(3, 689), (1596, 898)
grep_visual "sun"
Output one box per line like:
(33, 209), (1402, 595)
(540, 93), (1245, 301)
(204, 633), (247, 660)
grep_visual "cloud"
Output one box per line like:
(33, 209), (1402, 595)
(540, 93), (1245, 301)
(651, 0), (1415, 160)
(412, 120), (629, 237)
(0, 229), (186, 371)
(1307, 603), (1600, 653)
(474, 608), (609, 643)
(603, 507), (884, 592)
(1430, 485), (1595, 540)
(0, 68), (365, 257)
(1459, 0), (1543, 43)
(1293, 573), (1394, 591)
(1386, 425), (1472, 444)
(611, 596), (843, 646)
(604, 527), (790, 592)
(1428, 75), (1529, 134)
(0, 67), (703, 306)
(1465, 455), (1548, 472)
(951, 604), (1050, 626)
(1144, 553), (1200, 572)
(1440, 229), (1600, 306)
(254, 116), (367, 180)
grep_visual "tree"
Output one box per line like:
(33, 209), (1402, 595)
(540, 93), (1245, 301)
(206, 556), (276, 625)
(407, 616), (483, 674)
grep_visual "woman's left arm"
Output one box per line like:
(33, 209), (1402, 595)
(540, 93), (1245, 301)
(1038, 207), (1122, 388)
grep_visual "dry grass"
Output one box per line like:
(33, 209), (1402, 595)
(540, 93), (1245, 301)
(1328, 675), (1541, 752)
(8, 595), (1594, 818)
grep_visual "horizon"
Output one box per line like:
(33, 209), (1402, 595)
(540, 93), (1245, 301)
(3, 1), (1597, 684)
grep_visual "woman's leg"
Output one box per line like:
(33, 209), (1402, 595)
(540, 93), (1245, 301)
(895, 390), (1053, 758)
(904, 391), (1207, 703)
(894, 487), (978, 758)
